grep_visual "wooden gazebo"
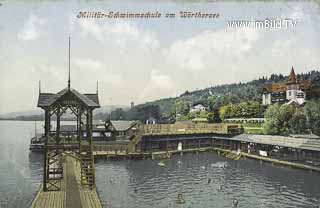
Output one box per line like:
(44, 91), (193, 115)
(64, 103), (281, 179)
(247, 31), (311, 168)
(37, 38), (100, 191)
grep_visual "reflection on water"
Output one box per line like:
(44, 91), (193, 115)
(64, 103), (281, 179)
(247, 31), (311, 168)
(0, 121), (320, 208)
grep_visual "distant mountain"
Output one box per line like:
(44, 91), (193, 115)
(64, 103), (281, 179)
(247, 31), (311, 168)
(0, 105), (129, 121)
(93, 105), (129, 115)
(0, 110), (42, 119)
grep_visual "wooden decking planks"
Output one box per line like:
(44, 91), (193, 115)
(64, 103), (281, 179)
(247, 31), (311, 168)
(65, 157), (83, 208)
(74, 155), (102, 208)
(32, 189), (65, 208)
(32, 155), (102, 208)
(80, 190), (102, 208)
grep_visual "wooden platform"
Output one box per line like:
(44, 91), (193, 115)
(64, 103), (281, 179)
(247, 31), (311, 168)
(32, 156), (102, 208)
(31, 187), (65, 208)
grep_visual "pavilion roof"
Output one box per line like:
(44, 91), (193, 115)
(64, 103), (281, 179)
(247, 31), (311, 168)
(38, 87), (100, 108)
(109, 120), (138, 131)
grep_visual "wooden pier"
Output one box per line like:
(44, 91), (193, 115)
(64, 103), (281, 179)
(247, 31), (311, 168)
(31, 156), (102, 208)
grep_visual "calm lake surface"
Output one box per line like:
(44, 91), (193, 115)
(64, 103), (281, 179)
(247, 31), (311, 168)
(0, 120), (319, 208)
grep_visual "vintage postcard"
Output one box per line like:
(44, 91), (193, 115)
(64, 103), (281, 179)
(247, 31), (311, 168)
(0, 0), (320, 208)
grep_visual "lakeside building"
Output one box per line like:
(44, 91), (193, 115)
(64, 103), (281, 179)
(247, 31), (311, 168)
(106, 120), (139, 140)
(189, 104), (206, 113)
(262, 67), (311, 106)
(146, 117), (157, 125)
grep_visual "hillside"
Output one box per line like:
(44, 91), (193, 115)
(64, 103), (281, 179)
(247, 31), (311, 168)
(2, 70), (319, 122)
(106, 70), (320, 123)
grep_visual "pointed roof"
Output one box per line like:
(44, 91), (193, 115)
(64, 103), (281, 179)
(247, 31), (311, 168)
(38, 87), (100, 108)
(288, 66), (297, 83)
(109, 120), (138, 131)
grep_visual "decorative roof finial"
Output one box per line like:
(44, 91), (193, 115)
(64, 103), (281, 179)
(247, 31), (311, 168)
(68, 36), (71, 91)
(96, 80), (99, 94)
(39, 80), (41, 94)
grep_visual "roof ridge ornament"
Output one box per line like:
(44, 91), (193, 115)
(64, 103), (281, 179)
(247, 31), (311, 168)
(96, 80), (99, 94)
(68, 36), (71, 91)
(39, 80), (41, 94)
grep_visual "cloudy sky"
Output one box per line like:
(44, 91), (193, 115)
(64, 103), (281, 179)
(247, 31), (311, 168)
(0, 0), (320, 114)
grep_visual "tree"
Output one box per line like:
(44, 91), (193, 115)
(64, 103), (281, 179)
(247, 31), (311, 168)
(289, 110), (308, 134)
(177, 115), (189, 121)
(219, 105), (233, 120)
(304, 100), (320, 136)
(187, 111), (197, 120)
(199, 111), (208, 118)
(110, 108), (126, 120)
(264, 104), (308, 135)
(170, 99), (190, 120)
(218, 101), (262, 120)
(263, 104), (281, 135)
(277, 105), (295, 133)
(207, 108), (221, 123)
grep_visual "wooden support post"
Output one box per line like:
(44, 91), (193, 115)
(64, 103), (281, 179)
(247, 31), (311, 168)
(56, 107), (60, 144)
(78, 107), (83, 183)
(90, 109), (95, 189)
(86, 109), (90, 140)
(43, 109), (51, 192)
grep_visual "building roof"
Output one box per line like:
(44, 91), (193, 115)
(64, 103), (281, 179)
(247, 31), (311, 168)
(263, 83), (287, 93)
(289, 134), (320, 139)
(38, 87), (100, 108)
(284, 99), (305, 106)
(287, 66), (297, 83)
(84, 94), (100, 105)
(146, 117), (157, 122)
(231, 134), (320, 152)
(110, 120), (138, 131)
(192, 104), (205, 108)
(263, 67), (312, 93)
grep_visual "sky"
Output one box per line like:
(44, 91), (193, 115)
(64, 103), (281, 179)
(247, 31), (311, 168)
(0, 0), (320, 114)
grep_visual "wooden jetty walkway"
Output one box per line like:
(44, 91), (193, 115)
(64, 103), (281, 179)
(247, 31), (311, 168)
(31, 156), (102, 208)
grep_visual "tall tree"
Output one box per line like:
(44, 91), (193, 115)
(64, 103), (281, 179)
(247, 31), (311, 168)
(289, 110), (308, 134)
(304, 100), (320, 136)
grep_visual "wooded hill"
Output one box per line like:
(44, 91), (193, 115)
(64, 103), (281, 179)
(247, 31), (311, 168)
(105, 70), (320, 123)
(2, 70), (319, 122)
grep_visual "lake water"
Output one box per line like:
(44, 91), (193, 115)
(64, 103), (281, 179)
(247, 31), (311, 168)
(0, 120), (319, 208)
